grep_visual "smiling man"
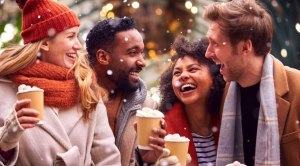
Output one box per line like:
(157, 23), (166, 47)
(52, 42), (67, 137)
(86, 17), (166, 166)
(203, 0), (300, 166)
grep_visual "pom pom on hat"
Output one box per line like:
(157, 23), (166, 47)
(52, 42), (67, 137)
(16, 0), (80, 44)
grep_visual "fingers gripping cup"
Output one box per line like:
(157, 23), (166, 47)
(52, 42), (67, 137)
(136, 107), (164, 150)
(17, 84), (44, 125)
(165, 134), (190, 166)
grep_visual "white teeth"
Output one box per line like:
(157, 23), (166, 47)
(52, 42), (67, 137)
(66, 53), (76, 58)
(181, 84), (196, 91)
(130, 72), (139, 77)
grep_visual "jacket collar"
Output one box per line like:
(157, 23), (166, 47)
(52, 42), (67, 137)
(271, 55), (290, 142)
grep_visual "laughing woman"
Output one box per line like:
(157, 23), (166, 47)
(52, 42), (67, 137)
(158, 35), (225, 166)
(0, 0), (120, 165)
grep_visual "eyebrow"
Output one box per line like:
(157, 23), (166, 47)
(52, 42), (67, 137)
(126, 46), (140, 52)
(207, 36), (215, 42)
(65, 32), (76, 36)
(174, 64), (201, 70)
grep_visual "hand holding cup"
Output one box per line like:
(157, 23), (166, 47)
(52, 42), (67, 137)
(16, 84), (44, 128)
(136, 107), (165, 150)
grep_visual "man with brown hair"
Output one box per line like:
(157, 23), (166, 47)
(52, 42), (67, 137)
(203, 0), (300, 165)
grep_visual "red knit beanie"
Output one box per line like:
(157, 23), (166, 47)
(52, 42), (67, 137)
(16, 0), (80, 44)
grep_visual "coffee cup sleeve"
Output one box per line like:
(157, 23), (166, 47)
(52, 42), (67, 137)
(0, 107), (25, 152)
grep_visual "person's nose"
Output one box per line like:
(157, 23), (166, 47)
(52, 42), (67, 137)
(136, 54), (146, 68)
(74, 38), (82, 50)
(180, 71), (190, 80)
(205, 44), (215, 59)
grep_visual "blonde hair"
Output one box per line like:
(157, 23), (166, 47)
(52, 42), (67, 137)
(203, 0), (273, 56)
(0, 42), (41, 76)
(0, 40), (107, 122)
(71, 52), (108, 122)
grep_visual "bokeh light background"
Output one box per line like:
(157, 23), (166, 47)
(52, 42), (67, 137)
(0, 0), (299, 104)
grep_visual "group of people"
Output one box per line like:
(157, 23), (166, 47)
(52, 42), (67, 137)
(0, 0), (299, 166)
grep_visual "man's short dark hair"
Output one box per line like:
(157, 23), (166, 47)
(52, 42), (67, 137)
(86, 17), (137, 64)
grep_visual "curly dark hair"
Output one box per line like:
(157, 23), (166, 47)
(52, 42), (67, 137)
(86, 17), (137, 64)
(158, 35), (225, 116)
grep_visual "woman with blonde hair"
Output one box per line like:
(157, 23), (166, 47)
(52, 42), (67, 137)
(0, 0), (120, 165)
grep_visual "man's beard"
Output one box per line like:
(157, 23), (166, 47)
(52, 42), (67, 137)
(108, 67), (141, 93)
(224, 49), (245, 82)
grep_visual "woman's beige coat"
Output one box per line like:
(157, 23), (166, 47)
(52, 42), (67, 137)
(0, 78), (121, 166)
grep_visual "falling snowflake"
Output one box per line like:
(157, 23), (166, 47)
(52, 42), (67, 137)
(123, 0), (127, 2)
(166, 30), (169, 33)
(187, 29), (192, 33)
(124, 37), (128, 41)
(271, 0), (278, 7)
(37, 52), (41, 57)
(12, 127), (17, 132)
(107, 70), (113, 75)
(111, 90), (115, 94)
(38, 15), (41, 19)
(120, 59), (123, 62)
(47, 28), (56, 37)
(36, 59), (40, 64)
(285, 41), (290, 46)
(212, 126), (218, 132)
(174, 81), (180, 87)
(124, 99), (127, 102)
(222, 42), (226, 45)
(249, 7), (252, 10)
(189, 19), (193, 22)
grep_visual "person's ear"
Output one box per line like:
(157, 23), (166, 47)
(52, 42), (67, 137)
(96, 49), (110, 65)
(40, 40), (50, 51)
(242, 39), (252, 55)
